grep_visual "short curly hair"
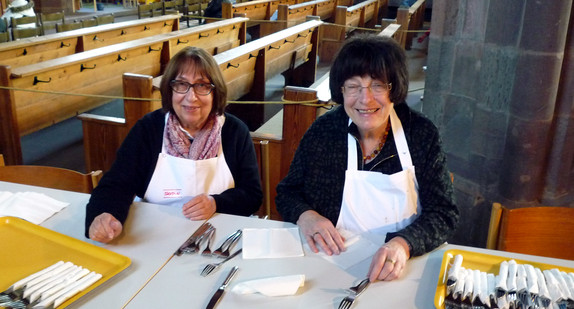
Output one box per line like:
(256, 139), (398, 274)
(160, 46), (228, 116)
(329, 34), (409, 105)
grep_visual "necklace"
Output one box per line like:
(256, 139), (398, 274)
(363, 121), (391, 162)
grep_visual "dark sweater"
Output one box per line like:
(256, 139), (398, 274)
(85, 110), (262, 236)
(275, 104), (459, 257)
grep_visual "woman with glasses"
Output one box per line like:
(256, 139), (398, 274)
(276, 34), (459, 281)
(86, 47), (262, 243)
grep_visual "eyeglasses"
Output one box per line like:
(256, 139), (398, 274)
(341, 83), (392, 97)
(170, 80), (215, 95)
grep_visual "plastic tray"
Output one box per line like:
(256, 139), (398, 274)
(434, 248), (574, 309)
(0, 216), (131, 308)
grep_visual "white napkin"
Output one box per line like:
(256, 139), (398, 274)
(307, 229), (380, 270)
(231, 275), (305, 297)
(0, 191), (69, 224)
(242, 227), (304, 259)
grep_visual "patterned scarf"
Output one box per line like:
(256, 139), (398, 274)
(163, 112), (223, 160)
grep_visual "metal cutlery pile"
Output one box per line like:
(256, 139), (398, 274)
(175, 222), (243, 277)
(445, 254), (574, 309)
(0, 261), (102, 309)
(338, 278), (370, 309)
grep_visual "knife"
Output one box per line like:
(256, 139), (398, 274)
(175, 221), (213, 256)
(205, 266), (239, 309)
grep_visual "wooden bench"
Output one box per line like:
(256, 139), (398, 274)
(78, 19), (322, 180)
(394, 0), (426, 50)
(221, 0), (308, 37)
(0, 17), (248, 165)
(319, 0), (382, 62)
(0, 15), (181, 69)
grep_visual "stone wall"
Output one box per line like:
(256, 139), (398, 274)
(424, 0), (574, 247)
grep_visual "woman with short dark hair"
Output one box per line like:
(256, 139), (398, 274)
(276, 34), (459, 281)
(86, 47), (262, 243)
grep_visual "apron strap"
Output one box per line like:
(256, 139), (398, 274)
(346, 108), (413, 170)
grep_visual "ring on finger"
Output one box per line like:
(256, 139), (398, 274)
(385, 258), (396, 265)
(311, 231), (320, 237)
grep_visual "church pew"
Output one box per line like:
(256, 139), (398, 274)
(0, 17), (248, 165)
(276, 0), (340, 29)
(79, 19), (323, 175)
(221, 0), (311, 37)
(318, 0), (381, 62)
(0, 15), (181, 69)
(394, 0), (425, 50)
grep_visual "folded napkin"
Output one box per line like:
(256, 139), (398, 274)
(307, 228), (380, 270)
(0, 191), (69, 224)
(242, 227), (304, 259)
(231, 275), (305, 297)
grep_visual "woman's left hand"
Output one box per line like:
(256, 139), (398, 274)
(367, 236), (410, 282)
(182, 194), (216, 220)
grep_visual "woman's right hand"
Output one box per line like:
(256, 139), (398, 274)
(88, 212), (123, 243)
(297, 210), (346, 256)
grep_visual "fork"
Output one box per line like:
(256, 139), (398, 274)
(219, 230), (242, 258)
(212, 229), (242, 257)
(338, 278), (370, 309)
(200, 249), (242, 277)
(201, 228), (215, 256)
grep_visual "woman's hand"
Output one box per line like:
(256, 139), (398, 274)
(297, 210), (346, 255)
(367, 236), (410, 281)
(182, 194), (216, 220)
(88, 212), (123, 243)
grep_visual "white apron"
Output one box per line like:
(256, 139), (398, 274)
(336, 108), (421, 235)
(143, 114), (235, 206)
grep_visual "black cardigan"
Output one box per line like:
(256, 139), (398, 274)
(85, 110), (262, 236)
(276, 104), (459, 257)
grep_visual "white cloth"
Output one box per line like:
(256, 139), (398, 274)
(336, 108), (421, 235)
(307, 228), (380, 269)
(0, 191), (69, 224)
(231, 275), (305, 296)
(242, 227), (304, 259)
(143, 114), (234, 206)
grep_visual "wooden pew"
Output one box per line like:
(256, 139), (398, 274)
(319, 0), (381, 62)
(221, 0), (308, 37)
(0, 15), (181, 69)
(276, 0), (341, 29)
(0, 17), (248, 165)
(79, 19), (322, 178)
(394, 0), (425, 50)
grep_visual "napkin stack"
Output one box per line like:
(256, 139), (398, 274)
(232, 275), (305, 297)
(0, 191), (69, 224)
(242, 227), (305, 259)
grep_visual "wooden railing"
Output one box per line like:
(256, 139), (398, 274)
(0, 15), (181, 69)
(0, 17), (248, 165)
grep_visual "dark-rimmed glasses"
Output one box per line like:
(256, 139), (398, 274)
(170, 80), (215, 95)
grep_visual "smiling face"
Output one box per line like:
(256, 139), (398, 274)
(172, 66), (214, 136)
(343, 75), (393, 139)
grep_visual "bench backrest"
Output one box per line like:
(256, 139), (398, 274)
(0, 15), (181, 69)
(0, 17), (248, 165)
(395, 0), (425, 49)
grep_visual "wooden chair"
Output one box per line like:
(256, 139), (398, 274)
(56, 21), (83, 33)
(39, 10), (65, 35)
(0, 154), (103, 194)
(486, 202), (574, 260)
(138, 3), (154, 18)
(0, 31), (9, 42)
(11, 26), (42, 40)
(163, 0), (179, 15)
(96, 14), (115, 25)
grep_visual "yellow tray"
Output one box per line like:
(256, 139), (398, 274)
(434, 249), (574, 309)
(0, 216), (131, 309)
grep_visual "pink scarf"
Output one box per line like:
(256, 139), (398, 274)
(163, 113), (223, 160)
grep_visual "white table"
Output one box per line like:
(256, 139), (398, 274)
(2, 181), (574, 309)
